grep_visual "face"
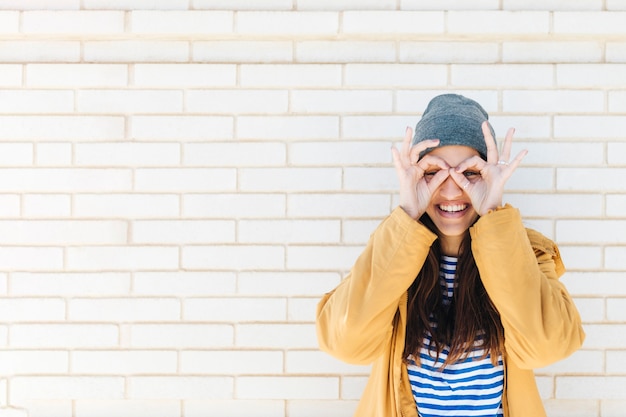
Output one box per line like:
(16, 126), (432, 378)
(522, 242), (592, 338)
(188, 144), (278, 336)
(424, 145), (480, 248)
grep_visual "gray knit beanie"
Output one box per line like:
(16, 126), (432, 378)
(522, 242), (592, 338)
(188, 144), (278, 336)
(412, 94), (495, 160)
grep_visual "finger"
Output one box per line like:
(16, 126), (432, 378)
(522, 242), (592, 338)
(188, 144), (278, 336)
(505, 149), (528, 172)
(391, 146), (406, 177)
(401, 127), (412, 161)
(499, 127), (515, 162)
(417, 153), (450, 172)
(482, 121), (499, 164)
(427, 168), (450, 191)
(409, 139), (440, 164)
(448, 168), (472, 191)
(454, 155), (486, 174)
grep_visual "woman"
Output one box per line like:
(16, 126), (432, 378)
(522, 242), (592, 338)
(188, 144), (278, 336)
(316, 94), (585, 417)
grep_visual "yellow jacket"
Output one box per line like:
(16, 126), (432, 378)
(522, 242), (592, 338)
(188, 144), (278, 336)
(316, 205), (585, 417)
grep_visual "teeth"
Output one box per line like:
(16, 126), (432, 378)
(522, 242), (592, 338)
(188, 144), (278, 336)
(439, 204), (467, 213)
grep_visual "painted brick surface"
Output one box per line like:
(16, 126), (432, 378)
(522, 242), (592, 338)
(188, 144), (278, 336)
(0, 3), (622, 417)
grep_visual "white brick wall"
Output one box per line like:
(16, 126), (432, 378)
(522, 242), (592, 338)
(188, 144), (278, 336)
(0, 2), (622, 417)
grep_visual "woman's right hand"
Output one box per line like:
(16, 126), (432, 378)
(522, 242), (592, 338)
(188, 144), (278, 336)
(391, 127), (450, 220)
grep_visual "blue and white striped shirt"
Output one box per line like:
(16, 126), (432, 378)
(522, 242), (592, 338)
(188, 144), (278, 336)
(407, 256), (504, 417)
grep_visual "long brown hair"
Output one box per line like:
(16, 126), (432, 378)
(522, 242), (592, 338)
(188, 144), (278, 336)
(403, 213), (504, 368)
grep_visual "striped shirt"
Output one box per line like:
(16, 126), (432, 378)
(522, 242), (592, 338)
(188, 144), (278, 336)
(407, 256), (504, 417)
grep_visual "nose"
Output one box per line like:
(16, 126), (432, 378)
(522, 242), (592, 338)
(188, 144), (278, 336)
(438, 175), (463, 199)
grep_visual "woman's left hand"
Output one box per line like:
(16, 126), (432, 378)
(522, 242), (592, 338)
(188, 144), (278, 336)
(449, 121), (528, 216)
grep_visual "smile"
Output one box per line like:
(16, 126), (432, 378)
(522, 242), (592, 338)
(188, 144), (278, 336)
(438, 204), (468, 213)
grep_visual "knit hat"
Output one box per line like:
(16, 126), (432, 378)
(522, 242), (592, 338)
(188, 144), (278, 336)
(412, 94), (495, 160)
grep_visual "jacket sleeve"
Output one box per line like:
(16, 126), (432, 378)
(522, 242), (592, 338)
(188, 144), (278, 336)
(316, 207), (437, 365)
(470, 205), (585, 369)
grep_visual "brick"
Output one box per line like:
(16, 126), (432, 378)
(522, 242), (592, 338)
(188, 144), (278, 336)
(562, 272), (626, 296)
(135, 168), (236, 192)
(344, 167), (397, 191)
(504, 194), (602, 217)
(180, 350), (283, 374)
(286, 350), (370, 374)
(299, 0), (395, 9)
(607, 350), (626, 373)
(290, 141), (391, 166)
(74, 194), (180, 218)
(0, 42), (79, 63)
(0, 248), (63, 271)
(183, 142), (286, 166)
(129, 324), (233, 348)
(292, 90), (392, 113)
(239, 168), (341, 192)
(287, 246), (364, 270)
(0, 273), (6, 296)
(186, 90), (287, 114)
(503, 41), (602, 63)
(504, 0), (601, 9)
(22, 11), (124, 34)
(72, 351), (177, 374)
(0, 351), (68, 375)
(183, 194), (285, 218)
(288, 297), (321, 322)
(77, 90), (182, 114)
(0, 11), (18, 32)
(193, 41), (292, 63)
(557, 220), (626, 244)
(607, 194), (626, 217)
(131, 116), (233, 141)
(75, 400), (181, 417)
(504, 167), (553, 191)
(0, 143), (32, 165)
(557, 247), (602, 270)
(608, 0), (626, 9)
(342, 220), (380, 244)
(512, 142), (603, 166)
(556, 116), (626, 139)
(606, 247), (626, 270)
(557, 168), (626, 192)
(84, 0), (188, 8)
(346, 64), (447, 87)
(288, 400), (359, 417)
(185, 297), (286, 322)
(0, 325), (6, 345)
(239, 220), (340, 244)
(0, 195), (18, 217)
(238, 377), (338, 400)
(535, 376), (553, 399)
(449, 11), (549, 34)
(557, 64), (626, 87)
(343, 11), (443, 34)
(70, 298), (180, 322)
(0, 299), (60, 322)
(237, 324), (317, 348)
(36, 143), (72, 166)
(397, 90), (499, 114)
(238, 272), (340, 296)
(0, 65), (21, 86)
(134, 272), (236, 296)
(11, 272), (130, 296)
(399, 42), (498, 64)
(129, 377), (233, 399)
(602, 400), (626, 417)
(296, 41), (395, 63)
(341, 376), (368, 400)
(131, 11), (233, 34)
(554, 11), (626, 34)
(401, 0), (498, 9)
(195, 0), (291, 9)
(185, 400), (284, 417)
(133, 220), (235, 244)
(607, 43), (626, 62)
(573, 297), (605, 323)
(0, 221), (126, 245)
(10, 377), (124, 403)
(66, 246), (178, 271)
(237, 12), (338, 35)
(0, 90), (73, 114)
(238, 116), (338, 140)
(0, 1), (78, 9)
(0, 116), (124, 141)
(609, 92), (626, 114)
(342, 115), (415, 139)
(84, 41), (189, 63)
(14, 401), (69, 417)
(287, 194), (390, 218)
(452, 64), (553, 87)
(10, 324), (118, 348)
(240, 65), (341, 87)
(503, 90), (604, 113)
(75, 143), (180, 166)
(134, 64), (235, 87)
(536, 349), (603, 375)
(182, 245), (284, 270)
(489, 116), (552, 139)
(608, 142), (626, 164)
(542, 399), (601, 417)
(582, 325), (626, 348)
(557, 376), (626, 399)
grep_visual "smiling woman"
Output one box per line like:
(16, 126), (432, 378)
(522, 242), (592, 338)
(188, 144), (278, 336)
(316, 94), (586, 417)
